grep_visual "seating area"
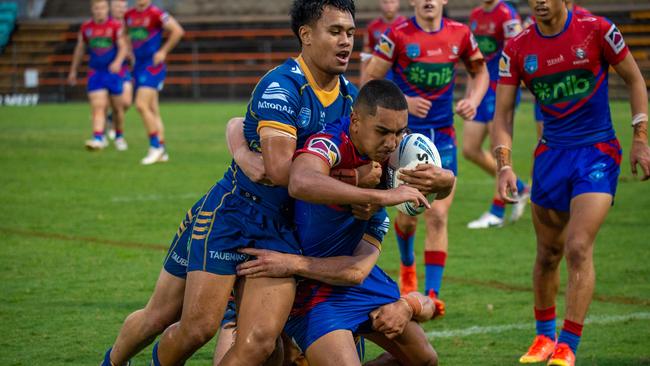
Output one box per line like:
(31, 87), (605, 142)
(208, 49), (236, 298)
(0, 1), (17, 51)
(0, 2), (649, 100)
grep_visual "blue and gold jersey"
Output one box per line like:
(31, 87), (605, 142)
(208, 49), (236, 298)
(220, 56), (357, 216)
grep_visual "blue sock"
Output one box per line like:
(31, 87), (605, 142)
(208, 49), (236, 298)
(489, 198), (506, 218)
(115, 129), (123, 139)
(534, 306), (557, 340)
(424, 251), (446, 296)
(149, 133), (160, 148)
(93, 131), (104, 141)
(558, 319), (583, 354)
(151, 342), (161, 366)
(101, 347), (112, 366)
(394, 222), (415, 266)
(516, 178), (527, 193)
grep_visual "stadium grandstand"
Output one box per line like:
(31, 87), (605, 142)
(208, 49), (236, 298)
(0, 0), (648, 102)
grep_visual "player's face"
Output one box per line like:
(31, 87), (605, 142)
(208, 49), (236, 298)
(528, 0), (565, 22)
(304, 6), (355, 75)
(136, 0), (151, 9)
(352, 107), (409, 162)
(410, 0), (447, 22)
(92, 1), (109, 22)
(111, 0), (127, 20)
(380, 0), (400, 19)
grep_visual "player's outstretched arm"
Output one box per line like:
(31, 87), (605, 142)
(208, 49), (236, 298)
(68, 33), (85, 85)
(289, 153), (429, 208)
(491, 83), (519, 203)
(237, 240), (380, 286)
(612, 53), (650, 180)
(225, 117), (267, 183)
(154, 15), (184, 66)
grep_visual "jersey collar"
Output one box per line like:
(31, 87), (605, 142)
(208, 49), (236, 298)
(534, 10), (573, 39)
(296, 55), (341, 108)
(411, 16), (444, 34)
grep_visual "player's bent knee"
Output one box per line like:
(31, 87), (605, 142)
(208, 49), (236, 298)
(183, 320), (221, 347)
(236, 328), (278, 360)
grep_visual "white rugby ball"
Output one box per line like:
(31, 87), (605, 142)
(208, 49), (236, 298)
(387, 133), (442, 216)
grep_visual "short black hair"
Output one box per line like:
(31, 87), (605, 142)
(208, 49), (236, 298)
(290, 0), (356, 44)
(354, 79), (408, 116)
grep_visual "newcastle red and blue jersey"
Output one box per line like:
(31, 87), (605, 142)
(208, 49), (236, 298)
(499, 12), (629, 147)
(293, 117), (390, 257)
(373, 17), (480, 129)
(469, 1), (521, 83)
(124, 5), (168, 62)
(80, 19), (123, 71)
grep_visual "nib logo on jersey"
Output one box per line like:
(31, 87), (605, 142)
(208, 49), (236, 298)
(405, 63), (454, 90)
(530, 69), (596, 105)
(89, 37), (113, 50)
(128, 27), (149, 41)
(475, 35), (498, 56)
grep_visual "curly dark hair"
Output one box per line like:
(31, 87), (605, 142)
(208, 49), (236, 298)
(290, 0), (355, 44)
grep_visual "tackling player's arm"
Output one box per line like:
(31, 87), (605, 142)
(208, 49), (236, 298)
(369, 291), (439, 339)
(226, 117), (267, 183)
(259, 127), (298, 187)
(289, 151), (429, 207)
(611, 53), (650, 180)
(154, 14), (184, 66)
(237, 239), (380, 286)
(68, 33), (86, 85)
(361, 54), (392, 85)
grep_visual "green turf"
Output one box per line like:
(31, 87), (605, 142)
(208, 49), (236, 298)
(0, 101), (648, 365)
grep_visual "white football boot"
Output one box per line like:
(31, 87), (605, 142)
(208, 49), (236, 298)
(467, 212), (504, 229)
(114, 137), (128, 151)
(85, 137), (108, 150)
(141, 147), (169, 165)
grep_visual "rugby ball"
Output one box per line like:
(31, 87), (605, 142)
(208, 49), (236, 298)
(387, 133), (442, 216)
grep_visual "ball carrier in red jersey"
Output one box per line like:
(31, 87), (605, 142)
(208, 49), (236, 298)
(362, 0), (489, 304)
(493, 1), (650, 365)
(125, 0), (184, 165)
(360, 0), (406, 81)
(465, 0), (531, 229)
(68, 0), (128, 151)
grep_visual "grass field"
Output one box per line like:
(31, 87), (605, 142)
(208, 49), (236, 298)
(1, 101), (649, 365)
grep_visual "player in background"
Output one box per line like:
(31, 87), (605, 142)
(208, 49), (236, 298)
(125, 0), (184, 165)
(465, 0), (531, 229)
(524, 0), (591, 138)
(360, 0), (406, 81)
(104, 0), (132, 150)
(68, 0), (128, 151)
(493, 0), (650, 365)
(236, 80), (454, 365)
(363, 0), (489, 302)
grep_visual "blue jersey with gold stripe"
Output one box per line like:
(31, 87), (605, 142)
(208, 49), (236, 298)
(221, 56), (357, 216)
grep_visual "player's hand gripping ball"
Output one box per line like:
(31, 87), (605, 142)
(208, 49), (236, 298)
(387, 133), (442, 216)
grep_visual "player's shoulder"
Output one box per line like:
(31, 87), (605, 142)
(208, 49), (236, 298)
(469, 6), (482, 18)
(253, 59), (304, 101)
(107, 18), (123, 28)
(340, 75), (358, 99)
(124, 7), (136, 18)
(367, 17), (383, 29)
(391, 17), (412, 34)
(507, 25), (533, 47)
(444, 18), (470, 32)
(497, 1), (519, 18)
(148, 5), (165, 15)
(81, 19), (93, 29)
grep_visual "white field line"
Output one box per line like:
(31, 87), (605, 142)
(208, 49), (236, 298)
(427, 312), (650, 339)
